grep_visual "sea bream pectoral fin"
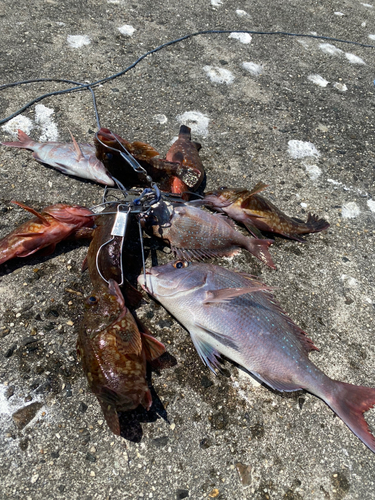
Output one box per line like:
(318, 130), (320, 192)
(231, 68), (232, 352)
(202, 284), (272, 304)
(191, 323), (241, 373)
(68, 129), (85, 162)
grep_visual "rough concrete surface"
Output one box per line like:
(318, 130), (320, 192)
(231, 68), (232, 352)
(0, 0), (375, 499)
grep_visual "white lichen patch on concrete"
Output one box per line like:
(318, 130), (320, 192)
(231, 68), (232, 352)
(0, 384), (44, 427)
(342, 201), (361, 219)
(176, 111), (210, 137)
(345, 53), (366, 64)
(308, 74), (329, 87)
(211, 0), (222, 6)
(153, 114), (168, 124)
(334, 82), (348, 91)
(67, 35), (91, 48)
(203, 66), (234, 84)
(367, 199), (375, 212)
(1, 115), (34, 136)
(369, 34), (375, 40)
(117, 25), (135, 36)
(35, 104), (58, 141)
(319, 43), (343, 56)
(229, 32), (252, 44)
(361, 3), (373, 7)
(304, 163), (322, 181)
(340, 274), (359, 288)
(288, 140), (321, 159)
(242, 62), (263, 76)
(236, 9), (248, 16)
(334, 11), (345, 16)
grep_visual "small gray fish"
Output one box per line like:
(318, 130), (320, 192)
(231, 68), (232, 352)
(138, 261), (375, 454)
(1, 129), (115, 186)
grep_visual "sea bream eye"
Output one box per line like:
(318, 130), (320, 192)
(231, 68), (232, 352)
(173, 260), (189, 269)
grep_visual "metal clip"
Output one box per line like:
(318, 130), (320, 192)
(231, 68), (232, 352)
(95, 204), (130, 286)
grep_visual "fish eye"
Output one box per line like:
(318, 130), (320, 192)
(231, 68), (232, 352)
(173, 260), (189, 269)
(87, 295), (98, 305)
(219, 186), (227, 191)
(106, 152), (113, 160)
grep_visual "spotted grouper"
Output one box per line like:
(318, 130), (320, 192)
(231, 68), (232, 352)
(138, 260), (375, 453)
(203, 182), (330, 241)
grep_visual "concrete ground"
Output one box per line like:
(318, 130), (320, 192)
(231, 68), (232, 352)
(1, 0), (375, 498)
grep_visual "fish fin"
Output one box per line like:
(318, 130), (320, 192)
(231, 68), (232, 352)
(141, 332), (166, 362)
(243, 220), (266, 239)
(247, 181), (269, 197)
(34, 243), (56, 257)
(108, 279), (125, 308)
(98, 397), (120, 435)
(72, 227), (95, 239)
(171, 246), (241, 261)
(11, 200), (51, 226)
(241, 208), (265, 219)
(306, 213), (330, 233)
(195, 323), (240, 353)
(141, 388), (153, 411)
(68, 129), (85, 161)
(244, 238), (276, 269)
(179, 125), (191, 138)
(189, 332), (223, 374)
(13, 232), (45, 237)
(323, 381), (375, 453)
(203, 284), (272, 304)
(254, 372), (303, 392)
(122, 279), (144, 309)
(1, 129), (35, 149)
(81, 255), (88, 272)
(53, 162), (72, 174)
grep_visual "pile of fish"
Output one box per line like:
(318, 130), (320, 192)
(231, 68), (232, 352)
(2, 124), (375, 454)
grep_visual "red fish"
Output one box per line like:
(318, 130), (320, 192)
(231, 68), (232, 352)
(0, 201), (95, 265)
(204, 183), (330, 241)
(77, 279), (166, 435)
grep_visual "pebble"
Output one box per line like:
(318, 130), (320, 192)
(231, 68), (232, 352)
(209, 489), (219, 498)
(90, 471), (95, 477)
(12, 402), (43, 429)
(236, 462), (252, 486)
(31, 474), (39, 484)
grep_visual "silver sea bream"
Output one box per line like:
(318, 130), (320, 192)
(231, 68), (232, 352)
(138, 261), (375, 453)
(1, 129), (115, 186)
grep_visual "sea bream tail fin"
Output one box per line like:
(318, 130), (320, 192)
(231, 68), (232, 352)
(11, 200), (51, 226)
(323, 380), (375, 453)
(245, 237), (276, 269)
(1, 129), (36, 149)
(68, 129), (85, 161)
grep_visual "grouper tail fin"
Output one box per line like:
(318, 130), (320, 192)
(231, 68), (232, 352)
(325, 380), (375, 453)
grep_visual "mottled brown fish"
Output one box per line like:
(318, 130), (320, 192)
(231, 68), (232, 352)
(0, 201), (95, 265)
(141, 200), (275, 268)
(204, 182), (330, 241)
(77, 279), (166, 435)
(94, 127), (203, 194)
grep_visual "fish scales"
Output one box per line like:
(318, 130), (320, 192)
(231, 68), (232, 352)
(139, 261), (375, 453)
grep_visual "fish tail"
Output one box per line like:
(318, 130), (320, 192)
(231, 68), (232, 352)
(1, 129), (35, 149)
(325, 380), (375, 453)
(246, 238), (276, 269)
(306, 213), (330, 233)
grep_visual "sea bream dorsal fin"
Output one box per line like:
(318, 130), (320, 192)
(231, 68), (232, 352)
(68, 129), (85, 162)
(11, 200), (51, 226)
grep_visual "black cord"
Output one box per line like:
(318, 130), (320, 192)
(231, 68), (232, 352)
(0, 29), (374, 127)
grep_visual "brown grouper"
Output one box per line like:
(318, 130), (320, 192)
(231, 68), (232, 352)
(204, 182), (330, 241)
(139, 261), (375, 454)
(141, 200), (275, 268)
(2, 129), (115, 186)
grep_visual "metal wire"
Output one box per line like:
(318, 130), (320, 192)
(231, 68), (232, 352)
(1, 29), (374, 126)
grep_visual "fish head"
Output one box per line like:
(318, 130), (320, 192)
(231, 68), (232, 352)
(82, 280), (125, 338)
(88, 155), (115, 186)
(44, 204), (95, 227)
(138, 260), (208, 299)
